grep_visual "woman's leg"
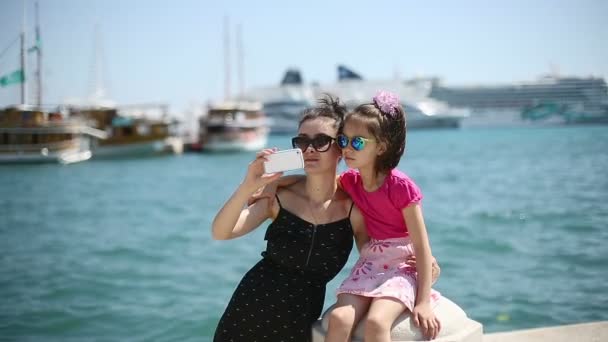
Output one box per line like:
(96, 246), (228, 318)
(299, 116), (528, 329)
(325, 293), (372, 342)
(363, 297), (407, 342)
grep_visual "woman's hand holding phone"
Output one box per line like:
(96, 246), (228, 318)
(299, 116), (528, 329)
(241, 148), (284, 194)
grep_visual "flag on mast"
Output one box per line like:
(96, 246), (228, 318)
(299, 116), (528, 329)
(0, 69), (25, 87)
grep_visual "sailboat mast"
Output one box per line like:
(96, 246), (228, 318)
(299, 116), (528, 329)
(20, 0), (27, 105)
(236, 23), (244, 97)
(223, 16), (231, 100)
(89, 23), (107, 103)
(35, 1), (42, 106)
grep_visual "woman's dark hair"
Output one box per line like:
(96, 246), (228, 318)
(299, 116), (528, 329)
(298, 94), (346, 131)
(346, 102), (406, 174)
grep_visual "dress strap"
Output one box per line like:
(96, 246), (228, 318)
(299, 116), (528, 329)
(275, 194), (283, 208)
(348, 201), (354, 218)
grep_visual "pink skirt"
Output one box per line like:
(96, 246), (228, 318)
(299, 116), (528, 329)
(336, 237), (441, 311)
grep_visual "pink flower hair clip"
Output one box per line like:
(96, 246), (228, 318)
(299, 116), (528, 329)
(372, 90), (400, 118)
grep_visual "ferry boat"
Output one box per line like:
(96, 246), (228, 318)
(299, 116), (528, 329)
(200, 101), (269, 152)
(0, 105), (107, 164)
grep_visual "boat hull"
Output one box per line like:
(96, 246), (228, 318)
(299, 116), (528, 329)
(92, 138), (173, 158)
(0, 137), (93, 164)
(407, 116), (463, 129)
(203, 134), (267, 152)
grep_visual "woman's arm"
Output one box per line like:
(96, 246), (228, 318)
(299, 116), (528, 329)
(212, 185), (276, 240)
(211, 150), (282, 240)
(349, 205), (369, 251)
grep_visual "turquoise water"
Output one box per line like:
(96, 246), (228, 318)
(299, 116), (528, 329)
(1, 126), (607, 341)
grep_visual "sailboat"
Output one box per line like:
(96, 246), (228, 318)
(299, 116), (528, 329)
(0, 2), (106, 164)
(199, 19), (269, 152)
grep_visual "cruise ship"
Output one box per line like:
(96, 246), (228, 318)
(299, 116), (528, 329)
(239, 69), (315, 135)
(429, 75), (608, 126)
(240, 66), (467, 134)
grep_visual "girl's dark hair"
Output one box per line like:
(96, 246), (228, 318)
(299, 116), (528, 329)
(347, 102), (406, 174)
(298, 94), (346, 130)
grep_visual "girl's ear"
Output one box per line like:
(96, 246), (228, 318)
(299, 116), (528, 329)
(377, 141), (387, 156)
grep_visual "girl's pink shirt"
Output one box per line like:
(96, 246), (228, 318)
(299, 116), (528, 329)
(340, 168), (422, 240)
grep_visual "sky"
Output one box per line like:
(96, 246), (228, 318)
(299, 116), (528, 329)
(0, 0), (607, 115)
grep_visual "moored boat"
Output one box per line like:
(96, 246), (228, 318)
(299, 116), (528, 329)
(67, 105), (182, 158)
(0, 105), (106, 164)
(200, 101), (269, 152)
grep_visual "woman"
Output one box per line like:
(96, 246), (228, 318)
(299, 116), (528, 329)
(212, 96), (368, 341)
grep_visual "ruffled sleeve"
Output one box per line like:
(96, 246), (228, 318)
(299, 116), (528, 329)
(388, 173), (423, 209)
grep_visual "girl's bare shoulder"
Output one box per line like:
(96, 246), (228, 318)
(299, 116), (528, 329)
(333, 188), (354, 213)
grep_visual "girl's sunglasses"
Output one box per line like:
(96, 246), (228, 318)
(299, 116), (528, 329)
(337, 134), (375, 151)
(291, 134), (336, 152)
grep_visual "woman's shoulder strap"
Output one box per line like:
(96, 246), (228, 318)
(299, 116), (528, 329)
(274, 193), (282, 208)
(348, 200), (355, 218)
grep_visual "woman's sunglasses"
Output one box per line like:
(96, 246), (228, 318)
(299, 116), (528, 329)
(291, 134), (336, 152)
(337, 134), (375, 151)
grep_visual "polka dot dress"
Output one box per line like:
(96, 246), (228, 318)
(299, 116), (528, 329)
(214, 198), (354, 342)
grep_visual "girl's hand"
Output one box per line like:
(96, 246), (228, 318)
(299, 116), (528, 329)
(412, 302), (441, 340)
(247, 174), (306, 206)
(248, 185), (273, 205)
(247, 180), (279, 206)
(242, 148), (283, 193)
(405, 255), (441, 285)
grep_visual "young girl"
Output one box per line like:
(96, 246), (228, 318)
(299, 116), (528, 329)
(326, 90), (441, 342)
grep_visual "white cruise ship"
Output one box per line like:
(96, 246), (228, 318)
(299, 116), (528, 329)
(239, 66), (467, 134)
(429, 75), (608, 127)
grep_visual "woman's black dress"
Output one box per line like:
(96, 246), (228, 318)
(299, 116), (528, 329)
(214, 197), (354, 342)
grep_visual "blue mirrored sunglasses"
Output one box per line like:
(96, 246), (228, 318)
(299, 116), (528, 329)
(337, 134), (375, 151)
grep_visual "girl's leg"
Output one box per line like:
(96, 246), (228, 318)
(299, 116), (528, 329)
(363, 297), (407, 342)
(325, 293), (372, 342)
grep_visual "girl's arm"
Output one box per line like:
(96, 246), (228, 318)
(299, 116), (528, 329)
(212, 150), (282, 240)
(349, 204), (369, 251)
(249, 173), (343, 205)
(247, 175), (305, 205)
(405, 255), (441, 285)
(403, 204), (433, 303)
(403, 203), (440, 339)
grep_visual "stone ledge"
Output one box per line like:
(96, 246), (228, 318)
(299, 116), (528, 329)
(312, 296), (483, 342)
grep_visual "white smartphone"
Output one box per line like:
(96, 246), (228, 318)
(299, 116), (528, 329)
(263, 148), (304, 174)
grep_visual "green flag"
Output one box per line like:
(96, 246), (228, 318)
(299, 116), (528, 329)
(0, 69), (25, 87)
